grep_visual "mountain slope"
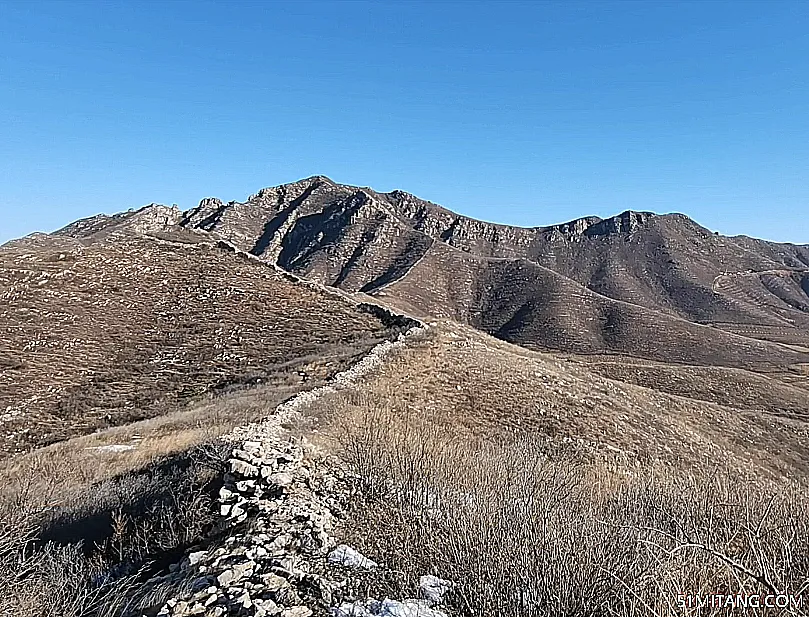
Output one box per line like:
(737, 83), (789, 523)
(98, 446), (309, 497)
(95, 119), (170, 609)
(0, 230), (403, 455)
(54, 176), (809, 369)
(319, 320), (809, 475)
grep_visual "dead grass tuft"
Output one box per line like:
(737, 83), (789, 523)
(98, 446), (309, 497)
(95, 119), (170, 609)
(333, 405), (809, 616)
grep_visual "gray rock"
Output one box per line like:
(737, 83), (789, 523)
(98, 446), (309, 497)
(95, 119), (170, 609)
(230, 458), (259, 477)
(330, 604), (375, 617)
(327, 545), (378, 569)
(260, 572), (290, 591)
(216, 561), (254, 587)
(266, 471), (294, 488)
(254, 598), (280, 617)
(242, 440), (264, 456)
(235, 590), (252, 608)
(281, 607), (312, 617)
(418, 575), (452, 605)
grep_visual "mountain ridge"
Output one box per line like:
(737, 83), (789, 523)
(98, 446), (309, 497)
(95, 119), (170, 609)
(46, 176), (809, 369)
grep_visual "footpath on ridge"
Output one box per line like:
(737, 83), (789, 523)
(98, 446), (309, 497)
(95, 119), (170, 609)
(144, 320), (456, 617)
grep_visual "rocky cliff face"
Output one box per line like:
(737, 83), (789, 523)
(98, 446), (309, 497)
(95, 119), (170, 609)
(53, 176), (809, 368)
(57, 204), (184, 239)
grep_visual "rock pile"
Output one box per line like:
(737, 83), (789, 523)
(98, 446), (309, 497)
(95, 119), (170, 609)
(151, 433), (451, 617)
(152, 437), (339, 617)
(148, 323), (452, 617)
(331, 574), (452, 617)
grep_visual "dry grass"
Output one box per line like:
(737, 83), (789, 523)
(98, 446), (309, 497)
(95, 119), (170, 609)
(330, 403), (809, 616)
(0, 223), (406, 613)
(570, 355), (809, 420)
(1, 295), (807, 616)
(0, 439), (227, 617)
(0, 233), (394, 455)
(0, 381), (299, 616)
(307, 322), (809, 477)
(290, 322), (809, 615)
(0, 382), (290, 513)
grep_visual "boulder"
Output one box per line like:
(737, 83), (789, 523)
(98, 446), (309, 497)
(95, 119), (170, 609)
(327, 545), (378, 569)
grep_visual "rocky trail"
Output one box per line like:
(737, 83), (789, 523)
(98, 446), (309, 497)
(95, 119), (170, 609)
(139, 324), (453, 617)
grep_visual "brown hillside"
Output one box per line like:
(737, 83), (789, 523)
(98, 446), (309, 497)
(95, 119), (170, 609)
(0, 231), (400, 456)
(84, 176), (809, 369)
(312, 321), (809, 476)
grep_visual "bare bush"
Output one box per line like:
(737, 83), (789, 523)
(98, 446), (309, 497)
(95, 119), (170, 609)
(335, 407), (809, 616)
(0, 441), (230, 616)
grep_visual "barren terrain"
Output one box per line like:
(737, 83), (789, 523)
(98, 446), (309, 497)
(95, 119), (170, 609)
(0, 231), (402, 455)
(1, 180), (808, 616)
(63, 176), (809, 369)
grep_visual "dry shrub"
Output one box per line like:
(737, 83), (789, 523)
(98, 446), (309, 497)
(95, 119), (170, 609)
(0, 441), (230, 617)
(335, 406), (809, 616)
(0, 367), (332, 617)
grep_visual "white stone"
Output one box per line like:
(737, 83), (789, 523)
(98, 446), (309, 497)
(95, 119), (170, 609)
(418, 575), (452, 605)
(230, 458), (259, 477)
(379, 598), (447, 617)
(281, 607), (312, 617)
(327, 545), (378, 569)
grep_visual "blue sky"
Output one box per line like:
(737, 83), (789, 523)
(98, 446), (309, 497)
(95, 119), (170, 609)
(1, 0), (808, 244)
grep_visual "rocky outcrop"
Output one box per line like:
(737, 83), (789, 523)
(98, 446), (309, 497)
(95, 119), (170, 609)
(55, 204), (183, 239)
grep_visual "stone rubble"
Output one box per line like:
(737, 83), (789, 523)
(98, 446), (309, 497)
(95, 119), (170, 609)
(417, 576), (452, 606)
(147, 323), (450, 617)
(327, 545), (378, 570)
(149, 430), (449, 617)
(330, 599), (447, 617)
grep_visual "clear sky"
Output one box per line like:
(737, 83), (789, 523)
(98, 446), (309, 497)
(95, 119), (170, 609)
(1, 0), (808, 245)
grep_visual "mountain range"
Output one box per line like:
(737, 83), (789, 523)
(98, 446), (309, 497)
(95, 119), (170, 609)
(4, 176), (809, 615)
(54, 175), (809, 371)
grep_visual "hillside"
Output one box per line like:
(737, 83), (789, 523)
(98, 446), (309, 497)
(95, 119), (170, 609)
(309, 321), (809, 475)
(3, 316), (808, 616)
(3, 200), (809, 615)
(0, 229), (405, 455)
(58, 176), (809, 369)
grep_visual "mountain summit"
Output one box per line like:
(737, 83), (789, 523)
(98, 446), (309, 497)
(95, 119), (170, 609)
(56, 176), (809, 369)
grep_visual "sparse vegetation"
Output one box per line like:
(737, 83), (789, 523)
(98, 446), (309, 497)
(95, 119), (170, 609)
(0, 382), (294, 617)
(1, 207), (808, 616)
(0, 234), (396, 455)
(334, 404), (809, 616)
(0, 439), (229, 617)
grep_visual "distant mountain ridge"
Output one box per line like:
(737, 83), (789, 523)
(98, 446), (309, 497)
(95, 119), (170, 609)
(52, 176), (809, 369)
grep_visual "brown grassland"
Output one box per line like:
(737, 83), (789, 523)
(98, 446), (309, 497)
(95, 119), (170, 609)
(305, 323), (809, 616)
(0, 234), (395, 455)
(1, 285), (808, 615)
(0, 233), (405, 615)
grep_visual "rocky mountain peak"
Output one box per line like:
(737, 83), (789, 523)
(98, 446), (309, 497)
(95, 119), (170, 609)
(181, 197), (227, 230)
(52, 203), (183, 240)
(582, 210), (657, 237)
(127, 203), (183, 232)
(33, 176), (809, 370)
